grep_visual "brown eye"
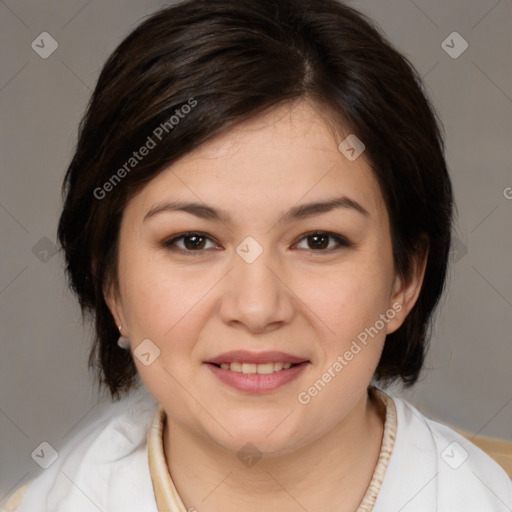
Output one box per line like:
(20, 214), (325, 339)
(163, 232), (217, 253)
(296, 231), (351, 251)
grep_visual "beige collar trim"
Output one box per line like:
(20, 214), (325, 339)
(147, 405), (189, 512)
(356, 387), (397, 511)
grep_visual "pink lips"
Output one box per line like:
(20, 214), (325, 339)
(204, 350), (310, 393)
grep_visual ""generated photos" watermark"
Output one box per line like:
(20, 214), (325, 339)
(297, 302), (402, 405)
(93, 98), (198, 200)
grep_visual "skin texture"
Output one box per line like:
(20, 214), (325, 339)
(105, 100), (427, 512)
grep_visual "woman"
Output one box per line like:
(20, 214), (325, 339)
(6, 0), (512, 510)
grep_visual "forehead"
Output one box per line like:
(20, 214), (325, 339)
(124, 100), (387, 225)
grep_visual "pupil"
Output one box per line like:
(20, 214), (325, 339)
(185, 234), (204, 250)
(310, 233), (328, 249)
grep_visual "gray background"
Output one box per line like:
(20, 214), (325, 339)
(1, 0), (511, 503)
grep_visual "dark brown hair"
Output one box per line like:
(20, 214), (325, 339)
(57, 0), (453, 401)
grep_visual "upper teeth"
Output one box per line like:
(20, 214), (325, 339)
(219, 362), (293, 374)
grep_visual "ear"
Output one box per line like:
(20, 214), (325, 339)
(386, 237), (429, 335)
(103, 278), (127, 332)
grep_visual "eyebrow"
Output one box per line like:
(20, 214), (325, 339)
(143, 195), (369, 225)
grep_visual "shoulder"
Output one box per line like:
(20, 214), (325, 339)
(374, 389), (512, 512)
(4, 383), (160, 512)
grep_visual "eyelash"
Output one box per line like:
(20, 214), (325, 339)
(162, 231), (352, 255)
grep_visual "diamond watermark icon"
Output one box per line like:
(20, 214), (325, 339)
(32, 237), (58, 263)
(31, 441), (58, 469)
(236, 236), (263, 264)
(31, 32), (59, 59)
(441, 441), (469, 469)
(237, 442), (262, 468)
(133, 338), (161, 366)
(441, 32), (468, 59)
(338, 134), (365, 161)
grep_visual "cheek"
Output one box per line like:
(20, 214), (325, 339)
(119, 249), (216, 340)
(119, 252), (211, 417)
(296, 262), (392, 421)
(302, 256), (394, 341)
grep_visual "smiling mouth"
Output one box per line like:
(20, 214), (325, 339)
(209, 362), (299, 374)
(205, 359), (310, 392)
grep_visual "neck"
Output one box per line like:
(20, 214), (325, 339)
(164, 388), (385, 512)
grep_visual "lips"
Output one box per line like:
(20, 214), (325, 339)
(204, 350), (310, 392)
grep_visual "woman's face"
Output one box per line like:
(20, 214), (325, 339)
(106, 100), (421, 455)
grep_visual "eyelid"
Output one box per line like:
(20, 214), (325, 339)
(162, 230), (351, 254)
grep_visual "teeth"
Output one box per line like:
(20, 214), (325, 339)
(218, 362), (297, 373)
(256, 363), (274, 374)
(230, 362), (242, 372)
(241, 363), (257, 374)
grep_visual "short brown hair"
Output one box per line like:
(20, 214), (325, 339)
(57, 0), (453, 401)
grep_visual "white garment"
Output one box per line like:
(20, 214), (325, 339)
(6, 383), (512, 512)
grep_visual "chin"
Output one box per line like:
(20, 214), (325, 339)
(205, 417), (308, 459)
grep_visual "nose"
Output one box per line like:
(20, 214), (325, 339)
(218, 244), (296, 334)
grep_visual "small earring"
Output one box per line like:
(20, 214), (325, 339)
(117, 325), (130, 350)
